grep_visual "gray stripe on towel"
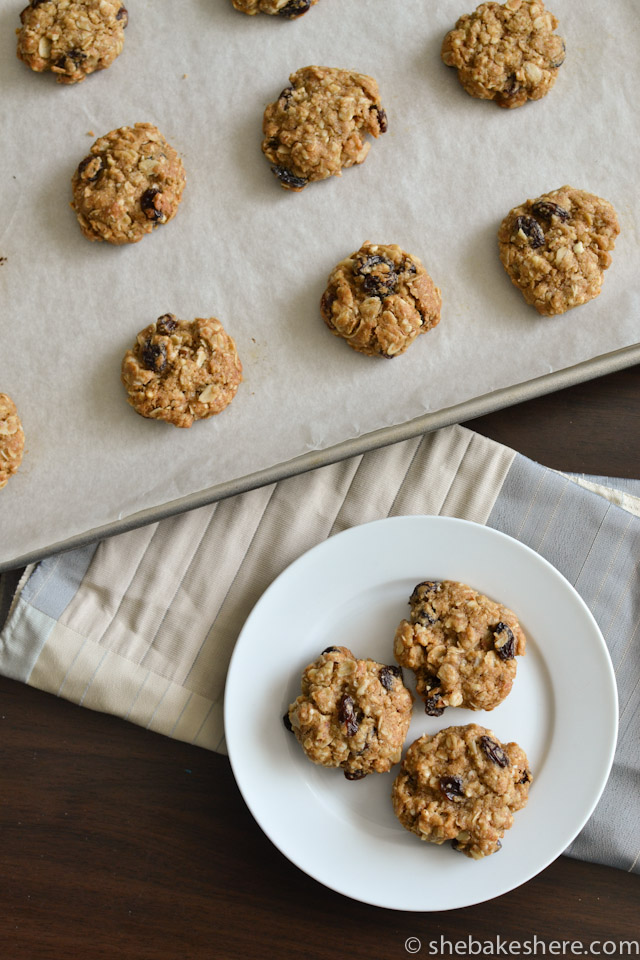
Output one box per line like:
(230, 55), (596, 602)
(489, 454), (640, 874)
(22, 542), (98, 620)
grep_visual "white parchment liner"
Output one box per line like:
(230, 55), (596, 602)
(0, 0), (638, 563)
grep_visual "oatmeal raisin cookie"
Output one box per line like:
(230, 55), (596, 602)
(320, 243), (442, 358)
(286, 646), (413, 779)
(262, 66), (387, 190)
(498, 186), (620, 315)
(0, 394), (25, 490)
(394, 580), (525, 714)
(71, 123), (186, 245)
(17, 0), (128, 85)
(121, 314), (242, 428)
(441, 0), (565, 108)
(231, 0), (317, 17)
(392, 724), (532, 859)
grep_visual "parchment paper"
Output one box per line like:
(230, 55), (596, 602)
(0, 0), (638, 565)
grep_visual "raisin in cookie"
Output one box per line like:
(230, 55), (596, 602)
(392, 724), (532, 859)
(17, 0), (128, 85)
(231, 0), (317, 16)
(394, 581), (525, 714)
(441, 0), (565, 108)
(285, 646), (413, 779)
(121, 314), (242, 428)
(0, 394), (25, 490)
(498, 186), (621, 316)
(320, 243), (442, 358)
(262, 66), (387, 191)
(71, 123), (186, 245)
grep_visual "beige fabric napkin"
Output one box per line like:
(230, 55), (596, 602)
(0, 426), (513, 752)
(2, 423), (640, 874)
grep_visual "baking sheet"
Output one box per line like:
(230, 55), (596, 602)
(0, 0), (638, 568)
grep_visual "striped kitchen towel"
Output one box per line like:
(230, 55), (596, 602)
(0, 424), (639, 874)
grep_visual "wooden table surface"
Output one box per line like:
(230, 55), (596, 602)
(1, 366), (639, 960)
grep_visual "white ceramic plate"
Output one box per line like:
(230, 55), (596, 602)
(224, 516), (618, 911)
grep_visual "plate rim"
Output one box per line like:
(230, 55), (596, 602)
(224, 514), (619, 911)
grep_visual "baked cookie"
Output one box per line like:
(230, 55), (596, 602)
(392, 724), (532, 859)
(441, 0), (565, 108)
(498, 186), (621, 316)
(285, 646), (413, 779)
(121, 314), (242, 428)
(0, 394), (25, 490)
(231, 0), (317, 16)
(320, 243), (442, 358)
(17, 0), (128, 85)
(394, 580), (525, 714)
(71, 123), (186, 245)
(262, 65), (387, 191)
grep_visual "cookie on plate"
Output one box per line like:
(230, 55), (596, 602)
(71, 123), (186, 245)
(0, 394), (25, 490)
(320, 242), (442, 358)
(498, 186), (621, 316)
(121, 314), (242, 428)
(392, 724), (532, 859)
(285, 645), (413, 779)
(441, 0), (565, 108)
(231, 0), (317, 17)
(393, 580), (525, 714)
(17, 0), (128, 85)
(262, 65), (387, 191)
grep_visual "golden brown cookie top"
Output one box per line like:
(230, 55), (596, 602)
(17, 0), (128, 85)
(121, 314), (243, 429)
(262, 66), (387, 190)
(442, 0), (565, 108)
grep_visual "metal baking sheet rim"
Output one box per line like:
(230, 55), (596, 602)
(3, 343), (639, 572)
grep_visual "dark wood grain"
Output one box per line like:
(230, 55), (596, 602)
(1, 367), (639, 960)
(465, 365), (640, 477)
